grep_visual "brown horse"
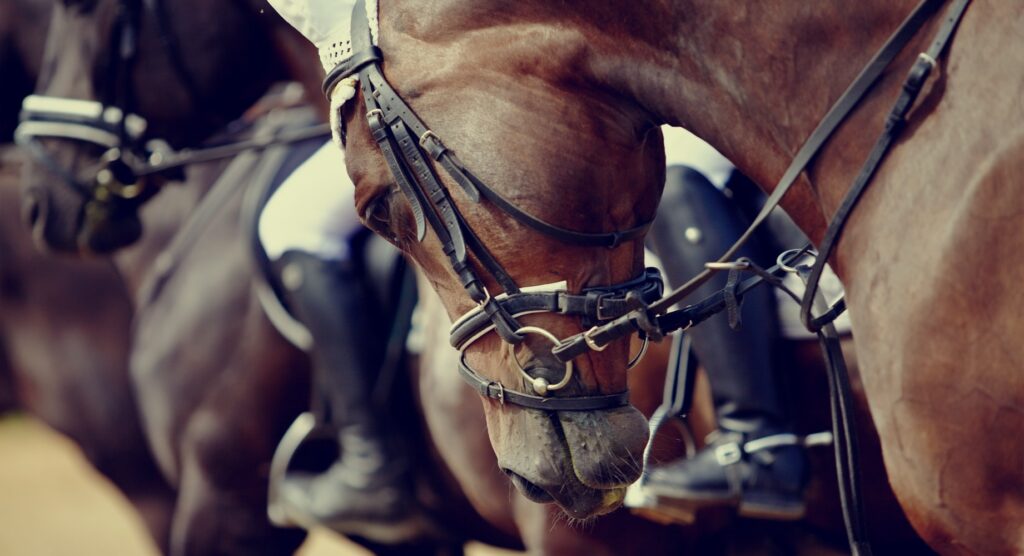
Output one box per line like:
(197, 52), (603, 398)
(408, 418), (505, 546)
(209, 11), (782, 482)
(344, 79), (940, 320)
(337, 0), (1022, 553)
(14, 0), (324, 553)
(0, 146), (179, 551)
(25, 0), (947, 553)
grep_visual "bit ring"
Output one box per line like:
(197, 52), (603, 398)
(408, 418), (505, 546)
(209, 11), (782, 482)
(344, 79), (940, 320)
(506, 326), (573, 396)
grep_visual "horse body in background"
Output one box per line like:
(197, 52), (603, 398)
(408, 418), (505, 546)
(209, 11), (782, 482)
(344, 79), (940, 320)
(339, 0), (1022, 553)
(0, 0), (176, 547)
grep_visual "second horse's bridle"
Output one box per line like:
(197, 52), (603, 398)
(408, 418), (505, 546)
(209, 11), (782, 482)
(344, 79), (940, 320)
(328, 0), (664, 412)
(15, 0), (331, 230)
(16, 0), (199, 211)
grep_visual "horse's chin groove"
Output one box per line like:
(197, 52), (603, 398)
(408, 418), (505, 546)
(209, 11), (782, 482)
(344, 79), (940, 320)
(494, 406), (635, 518)
(505, 470), (556, 504)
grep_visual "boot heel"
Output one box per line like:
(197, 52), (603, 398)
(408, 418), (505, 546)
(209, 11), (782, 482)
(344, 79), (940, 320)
(738, 492), (806, 521)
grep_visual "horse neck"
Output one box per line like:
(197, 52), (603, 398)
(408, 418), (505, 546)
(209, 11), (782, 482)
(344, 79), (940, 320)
(607, 0), (925, 242)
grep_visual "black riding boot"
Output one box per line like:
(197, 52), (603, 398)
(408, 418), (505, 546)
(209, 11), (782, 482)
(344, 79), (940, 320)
(644, 166), (808, 519)
(275, 250), (414, 529)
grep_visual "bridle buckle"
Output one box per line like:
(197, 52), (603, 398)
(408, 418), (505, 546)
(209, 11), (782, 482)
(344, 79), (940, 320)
(583, 326), (609, 352)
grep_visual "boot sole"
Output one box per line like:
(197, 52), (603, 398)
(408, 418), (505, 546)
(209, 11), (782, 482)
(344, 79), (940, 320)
(738, 498), (806, 521)
(642, 482), (737, 505)
(642, 483), (806, 521)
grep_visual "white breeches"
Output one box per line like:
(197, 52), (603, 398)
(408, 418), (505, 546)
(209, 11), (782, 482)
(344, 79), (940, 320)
(662, 125), (735, 189)
(258, 141), (364, 261)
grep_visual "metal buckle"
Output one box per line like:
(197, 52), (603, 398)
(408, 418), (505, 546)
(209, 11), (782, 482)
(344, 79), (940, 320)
(626, 334), (650, 369)
(714, 442), (743, 466)
(583, 326), (609, 352)
(917, 52), (938, 72)
(476, 286), (491, 308)
(488, 381), (506, 405)
(593, 291), (617, 321)
(419, 129), (441, 149)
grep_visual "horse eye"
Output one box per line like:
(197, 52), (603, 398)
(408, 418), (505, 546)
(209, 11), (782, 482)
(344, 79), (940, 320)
(365, 191), (399, 245)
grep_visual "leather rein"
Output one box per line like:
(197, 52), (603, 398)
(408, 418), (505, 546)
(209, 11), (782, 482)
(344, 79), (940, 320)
(331, 0), (970, 553)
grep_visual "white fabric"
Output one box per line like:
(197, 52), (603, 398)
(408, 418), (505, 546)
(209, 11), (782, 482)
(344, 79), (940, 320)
(266, 0), (378, 147)
(258, 141), (363, 261)
(662, 125), (735, 189)
(266, 0), (359, 73)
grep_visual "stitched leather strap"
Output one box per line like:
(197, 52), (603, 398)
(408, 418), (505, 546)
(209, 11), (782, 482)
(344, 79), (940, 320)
(798, 0), (972, 332)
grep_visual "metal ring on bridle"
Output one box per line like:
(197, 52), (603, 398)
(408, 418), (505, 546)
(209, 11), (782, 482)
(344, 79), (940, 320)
(777, 248), (817, 274)
(506, 326), (573, 396)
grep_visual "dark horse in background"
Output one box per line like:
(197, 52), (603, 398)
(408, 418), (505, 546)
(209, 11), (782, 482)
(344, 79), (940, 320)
(0, 0), (175, 547)
(13, 0), (325, 553)
(337, 0), (1022, 554)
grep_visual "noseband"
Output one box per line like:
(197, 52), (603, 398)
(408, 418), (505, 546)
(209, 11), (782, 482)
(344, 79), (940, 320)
(330, 0), (662, 412)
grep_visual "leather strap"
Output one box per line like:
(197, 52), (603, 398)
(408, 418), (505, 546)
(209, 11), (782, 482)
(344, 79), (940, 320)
(799, 0), (972, 332)
(646, 0), (950, 315)
(458, 353), (630, 411)
(322, 46), (382, 96)
(340, 0), (659, 404)
(450, 268), (663, 350)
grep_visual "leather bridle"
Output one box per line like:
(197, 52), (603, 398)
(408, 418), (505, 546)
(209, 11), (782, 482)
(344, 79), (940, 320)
(330, 0), (664, 413)
(16, 0), (160, 216)
(15, 0), (331, 228)
(330, 0), (971, 552)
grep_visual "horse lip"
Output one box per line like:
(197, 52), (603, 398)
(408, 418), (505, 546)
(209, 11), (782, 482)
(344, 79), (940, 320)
(504, 470), (556, 504)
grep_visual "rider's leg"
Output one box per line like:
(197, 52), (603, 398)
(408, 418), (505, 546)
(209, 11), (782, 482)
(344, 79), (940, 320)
(259, 141), (412, 525)
(645, 165), (808, 519)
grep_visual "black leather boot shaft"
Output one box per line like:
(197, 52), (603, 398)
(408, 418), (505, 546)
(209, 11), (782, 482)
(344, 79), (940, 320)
(649, 166), (786, 431)
(272, 250), (417, 531)
(276, 250), (388, 433)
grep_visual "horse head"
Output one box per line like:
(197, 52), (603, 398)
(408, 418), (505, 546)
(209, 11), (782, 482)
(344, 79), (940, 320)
(19, 0), (309, 254)
(340, 0), (666, 518)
